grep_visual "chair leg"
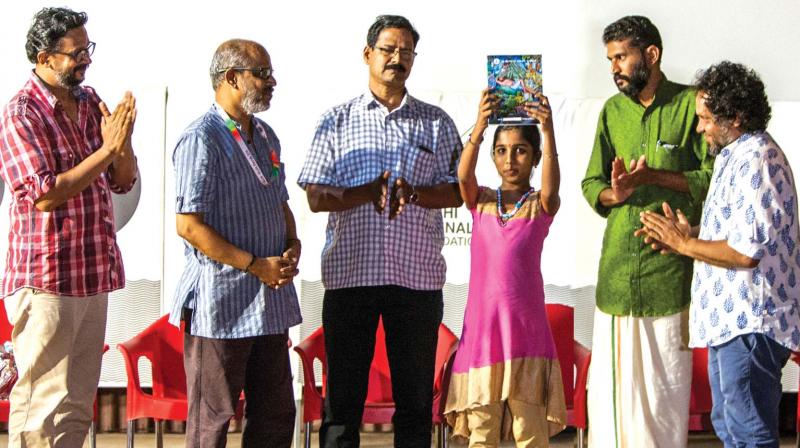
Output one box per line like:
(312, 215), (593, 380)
(155, 419), (164, 448)
(89, 420), (97, 448)
(577, 427), (585, 448)
(127, 420), (135, 448)
(304, 422), (312, 448)
(443, 424), (449, 448)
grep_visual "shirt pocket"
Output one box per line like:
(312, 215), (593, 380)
(52, 135), (80, 172)
(405, 134), (436, 185)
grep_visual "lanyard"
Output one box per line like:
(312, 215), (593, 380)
(214, 105), (280, 186)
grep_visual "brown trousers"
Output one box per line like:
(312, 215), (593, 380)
(183, 322), (295, 448)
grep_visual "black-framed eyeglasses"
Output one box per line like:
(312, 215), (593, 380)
(51, 42), (96, 61)
(373, 46), (416, 59)
(217, 67), (273, 80)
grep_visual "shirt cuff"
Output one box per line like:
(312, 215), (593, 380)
(583, 181), (612, 218)
(21, 172), (56, 204)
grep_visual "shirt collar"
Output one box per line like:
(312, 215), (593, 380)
(360, 89), (415, 114)
(26, 71), (86, 110)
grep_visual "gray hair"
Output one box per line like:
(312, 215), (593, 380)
(209, 39), (262, 90)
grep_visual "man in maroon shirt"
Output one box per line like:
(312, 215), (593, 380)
(0, 7), (138, 446)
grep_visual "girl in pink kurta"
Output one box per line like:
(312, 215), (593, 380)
(445, 89), (566, 447)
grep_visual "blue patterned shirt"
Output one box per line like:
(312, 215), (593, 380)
(298, 92), (462, 290)
(169, 105), (302, 338)
(691, 132), (800, 350)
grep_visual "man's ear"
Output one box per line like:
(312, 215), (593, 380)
(644, 44), (660, 67)
(224, 69), (238, 88)
(363, 46), (371, 65)
(36, 50), (50, 66)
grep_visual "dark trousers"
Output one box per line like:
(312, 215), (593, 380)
(183, 316), (295, 448)
(319, 285), (443, 448)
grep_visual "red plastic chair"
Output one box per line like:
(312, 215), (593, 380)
(544, 304), (591, 448)
(689, 347), (714, 431)
(0, 304), (105, 447)
(294, 319), (458, 448)
(118, 314), (188, 447)
(0, 304), (11, 423)
(118, 314), (246, 447)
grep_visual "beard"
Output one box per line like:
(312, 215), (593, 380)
(706, 130), (738, 156)
(240, 86), (272, 115)
(614, 59), (650, 99)
(54, 65), (88, 88)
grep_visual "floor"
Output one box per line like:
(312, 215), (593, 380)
(0, 430), (797, 447)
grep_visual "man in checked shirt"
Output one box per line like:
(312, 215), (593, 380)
(0, 7), (137, 447)
(298, 14), (463, 448)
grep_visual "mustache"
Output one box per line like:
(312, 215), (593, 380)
(384, 64), (406, 72)
(613, 74), (630, 83)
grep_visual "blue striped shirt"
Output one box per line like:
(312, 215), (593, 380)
(170, 105), (302, 338)
(298, 92), (462, 290)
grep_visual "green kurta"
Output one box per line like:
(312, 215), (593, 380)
(581, 78), (713, 317)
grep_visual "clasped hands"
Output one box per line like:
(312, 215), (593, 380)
(99, 91), (136, 157)
(249, 241), (301, 290)
(368, 170), (415, 219)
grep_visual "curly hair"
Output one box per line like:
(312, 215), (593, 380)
(694, 61), (771, 133)
(26, 7), (88, 64)
(602, 16), (662, 61)
(367, 15), (419, 48)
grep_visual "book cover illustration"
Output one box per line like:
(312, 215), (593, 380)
(487, 55), (542, 124)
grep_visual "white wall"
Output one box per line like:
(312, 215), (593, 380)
(1, 0), (800, 388)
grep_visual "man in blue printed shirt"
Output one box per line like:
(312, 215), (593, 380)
(171, 39), (301, 447)
(298, 15), (463, 448)
(639, 61), (800, 447)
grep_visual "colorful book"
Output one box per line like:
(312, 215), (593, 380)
(487, 54), (542, 125)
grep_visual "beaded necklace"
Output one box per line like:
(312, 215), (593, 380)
(496, 187), (535, 226)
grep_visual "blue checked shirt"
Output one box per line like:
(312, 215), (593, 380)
(298, 92), (462, 290)
(691, 132), (800, 351)
(170, 105), (302, 338)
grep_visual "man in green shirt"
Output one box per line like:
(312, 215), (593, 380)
(581, 15), (712, 448)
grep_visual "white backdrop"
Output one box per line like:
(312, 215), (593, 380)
(0, 0), (799, 390)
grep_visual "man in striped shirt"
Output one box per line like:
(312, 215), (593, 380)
(0, 7), (138, 446)
(171, 39), (301, 447)
(298, 15), (462, 448)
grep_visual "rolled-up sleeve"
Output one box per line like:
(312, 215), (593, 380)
(173, 133), (218, 214)
(684, 125), (713, 203)
(581, 112), (614, 217)
(0, 113), (58, 204)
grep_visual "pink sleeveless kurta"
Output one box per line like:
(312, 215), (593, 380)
(445, 188), (566, 439)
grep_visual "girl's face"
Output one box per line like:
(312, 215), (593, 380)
(492, 129), (537, 188)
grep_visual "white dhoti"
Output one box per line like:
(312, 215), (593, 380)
(587, 307), (692, 448)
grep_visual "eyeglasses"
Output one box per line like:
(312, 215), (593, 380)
(373, 46), (416, 59)
(217, 67), (274, 80)
(51, 42), (96, 61)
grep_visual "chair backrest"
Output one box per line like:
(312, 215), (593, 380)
(128, 315), (187, 400)
(0, 304), (12, 343)
(545, 303), (575, 406)
(366, 318), (393, 404)
(690, 347), (712, 414)
(362, 318), (459, 405)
